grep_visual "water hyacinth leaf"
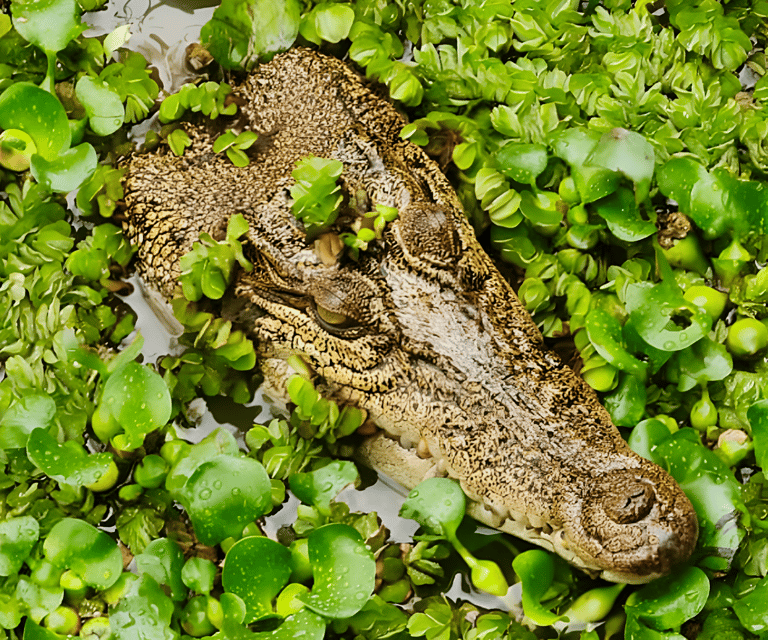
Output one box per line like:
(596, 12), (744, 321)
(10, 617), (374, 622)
(519, 190), (562, 226)
(26, 428), (114, 488)
(549, 128), (601, 167)
(0, 83), (70, 161)
(654, 429), (744, 572)
(310, 3), (355, 43)
(400, 477), (466, 538)
(200, 0), (301, 71)
(0, 516), (39, 576)
(165, 429), (240, 493)
(584, 308), (647, 375)
(603, 372), (646, 427)
(733, 572), (768, 634)
(0, 393), (56, 449)
(656, 157), (706, 214)
(667, 336), (733, 392)
(289, 460), (359, 513)
(216, 609), (326, 640)
(586, 128), (655, 202)
(30, 143), (98, 193)
(100, 362), (171, 448)
(43, 518), (122, 589)
(109, 574), (176, 640)
(624, 281), (711, 352)
(493, 142), (548, 185)
(11, 0), (86, 53)
(135, 538), (187, 602)
(22, 619), (65, 640)
(222, 536), (291, 623)
(593, 188), (657, 242)
(625, 566), (709, 631)
(183, 455), (272, 545)
(747, 400), (768, 474)
(512, 550), (563, 626)
(15, 577), (62, 626)
(571, 164), (621, 204)
(298, 523), (375, 619)
(627, 419), (673, 464)
(75, 76), (125, 136)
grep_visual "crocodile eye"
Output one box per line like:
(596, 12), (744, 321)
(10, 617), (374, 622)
(316, 305), (351, 326)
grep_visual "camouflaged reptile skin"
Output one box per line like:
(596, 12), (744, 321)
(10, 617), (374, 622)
(123, 48), (698, 583)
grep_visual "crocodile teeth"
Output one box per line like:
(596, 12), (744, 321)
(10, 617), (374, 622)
(416, 438), (432, 459)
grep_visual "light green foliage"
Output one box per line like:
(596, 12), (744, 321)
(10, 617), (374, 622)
(159, 81), (236, 123)
(290, 156), (344, 237)
(213, 130), (258, 167)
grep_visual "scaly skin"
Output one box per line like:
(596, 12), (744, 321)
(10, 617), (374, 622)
(123, 48), (698, 583)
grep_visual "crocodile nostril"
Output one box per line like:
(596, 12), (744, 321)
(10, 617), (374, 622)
(603, 480), (655, 524)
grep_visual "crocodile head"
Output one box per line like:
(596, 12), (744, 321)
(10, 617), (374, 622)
(123, 47), (698, 583)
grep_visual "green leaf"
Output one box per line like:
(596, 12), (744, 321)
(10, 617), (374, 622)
(75, 76), (125, 136)
(0, 83), (70, 161)
(733, 572), (768, 634)
(586, 128), (655, 202)
(200, 0), (301, 71)
(747, 400), (768, 475)
(26, 428), (114, 487)
(100, 362), (171, 449)
(512, 550), (563, 626)
(30, 143), (98, 193)
(11, 0), (86, 53)
(289, 460), (359, 513)
(654, 429), (744, 572)
(182, 455), (272, 545)
(43, 518), (122, 589)
(585, 308), (647, 375)
(667, 336), (733, 392)
(625, 281), (711, 352)
(0, 516), (39, 577)
(136, 538), (187, 602)
(603, 371), (646, 427)
(222, 536), (291, 623)
(109, 574), (176, 640)
(311, 4), (355, 43)
(298, 523), (376, 619)
(0, 393), (56, 449)
(400, 477), (466, 538)
(593, 188), (657, 242)
(625, 566), (709, 631)
(168, 128), (190, 156)
(493, 142), (548, 185)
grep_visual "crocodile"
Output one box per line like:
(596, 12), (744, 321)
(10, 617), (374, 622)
(122, 47), (698, 584)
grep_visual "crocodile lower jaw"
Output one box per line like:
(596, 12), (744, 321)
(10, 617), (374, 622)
(356, 430), (664, 585)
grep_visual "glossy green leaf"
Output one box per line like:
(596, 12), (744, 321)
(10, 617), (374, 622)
(0, 393), (56, 449)
(26, 428), (114, 488)
(733, 572), (768, 634)
(222, 536), (291, 623)
(654, 429), (744, 572)
(30, 143), (98, 193)
(16, 576), (62, 626)
(549, 128), (602, 166)
(625, 281), (711, 352)
(75, 76), (125, 136)
(0, 83), (70, 161)
(586, 128), (655, 201)
(109, 574), (176, 640)
(22, 619), (65, 640)
(183, 455), (272, 545)
(747, 400), (768, 475)
(0, 516), (39, 576)
(289, 460), (359, 513)
(214, 608), (326, 640)
(625, 566), (709, 631)
(311, 4), (355, 43)
(667, 336), (733, 392)
(604, 371), (646, 427)
(571, 163), (621, 204)
(100, 362), (171, 449)
(627, 419), (672, 464)
(512, 550), (563, 626)
(494, 142), (548, 185)
(656, 157), (706, 214)
(11, 0), (86, 53)
(518, 190), (562, 226)
(400, 477), (466, 538)
(200, 0), (301, 71)
(585, 308), (646, 375)
(298, 523), (375, 619)
(136, 538), (187, 602)
(593, 188), (656, 242)
(165, 429), (240, 493)
(43, 518), (122, 589)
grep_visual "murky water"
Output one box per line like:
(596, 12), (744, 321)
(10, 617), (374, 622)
(94, 0), (519, 616)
